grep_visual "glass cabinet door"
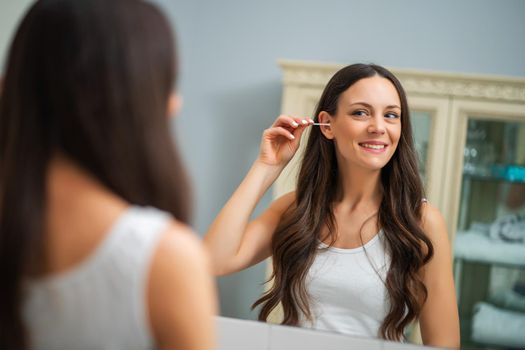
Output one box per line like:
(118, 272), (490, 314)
(454, 118), (525, 350)
(411, 111), (432, 185)
(407, 96), (450, 216)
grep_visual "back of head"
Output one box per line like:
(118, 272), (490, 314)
(0, 0), (189, 348)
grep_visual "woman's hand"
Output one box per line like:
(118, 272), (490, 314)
(257, 115), (313, 168)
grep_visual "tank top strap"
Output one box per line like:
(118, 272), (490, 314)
(105, 206), (173, 257)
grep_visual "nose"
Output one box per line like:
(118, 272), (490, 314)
(367, 114), (386, 135)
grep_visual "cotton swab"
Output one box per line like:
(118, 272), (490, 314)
(311, 123), (330, 126)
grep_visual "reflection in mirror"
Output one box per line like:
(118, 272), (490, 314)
(204, 63), (460, 349)
(207, 58), (525, 349)
(272, 63), (525, 350)
(410, 112), (432, 184)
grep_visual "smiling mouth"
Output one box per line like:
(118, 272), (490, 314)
(359, 143), (387, 150)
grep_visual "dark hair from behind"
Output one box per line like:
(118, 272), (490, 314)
(0, 0), (190, 348)
(253, 63), (434, 341)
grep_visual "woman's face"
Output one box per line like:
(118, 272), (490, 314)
(320, 75), (402, 171)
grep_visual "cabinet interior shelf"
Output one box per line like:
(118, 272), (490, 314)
(454, 231), (525, 268)
(463, 165), (525, 184)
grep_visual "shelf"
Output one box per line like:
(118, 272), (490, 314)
(463, 165), (525, 184)
(454, 230), (525, 267)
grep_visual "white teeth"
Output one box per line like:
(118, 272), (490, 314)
(361, 143), (385, 150)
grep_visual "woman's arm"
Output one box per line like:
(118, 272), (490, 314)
(419, 203), (460, 349)
(204, 116), (312, 276)
(148, 224), (217, 350)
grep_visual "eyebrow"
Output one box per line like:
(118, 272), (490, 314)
(348, 102), (401, 110)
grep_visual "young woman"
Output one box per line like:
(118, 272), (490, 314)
(205, 64), (459, 348)
(0, 0), (216, 349)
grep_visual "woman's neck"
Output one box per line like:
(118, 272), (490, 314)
(45, 154), (127, 240)
(336, 162), (383, 212)
(47, 154), (112, 208)
(40, 154), (128, 276)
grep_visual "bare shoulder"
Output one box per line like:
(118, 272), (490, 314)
(147, 221), (212, 302)
(418, 204), (460, 348)
(421, 202), (447, 241)
(420, 202), (451, 258)
(148, 221), (216, 348)
(153, 221), (209, 272)
(268, 191), (296, 213)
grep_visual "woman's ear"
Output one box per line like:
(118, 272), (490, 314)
(318, 111), (334, 139)
(167, 93), (182, 118)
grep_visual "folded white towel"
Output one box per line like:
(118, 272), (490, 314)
(490, 289), (525, 313)
(454, 231), (525, 266)
(471, 302), (525, 347)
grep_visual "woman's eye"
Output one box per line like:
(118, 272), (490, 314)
(352, 110), (368, 117)
(385, 112), (400, 119)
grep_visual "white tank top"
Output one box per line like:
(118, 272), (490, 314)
(23, 206), (172, 350)
(300, 230), (390, 338)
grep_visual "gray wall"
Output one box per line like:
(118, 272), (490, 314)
(0, 0), (33, 72)
(2, 0), (525, 321)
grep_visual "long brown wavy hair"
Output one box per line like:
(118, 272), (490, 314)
(253, 64), (434, 341)
(0, 1), (190, 349)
